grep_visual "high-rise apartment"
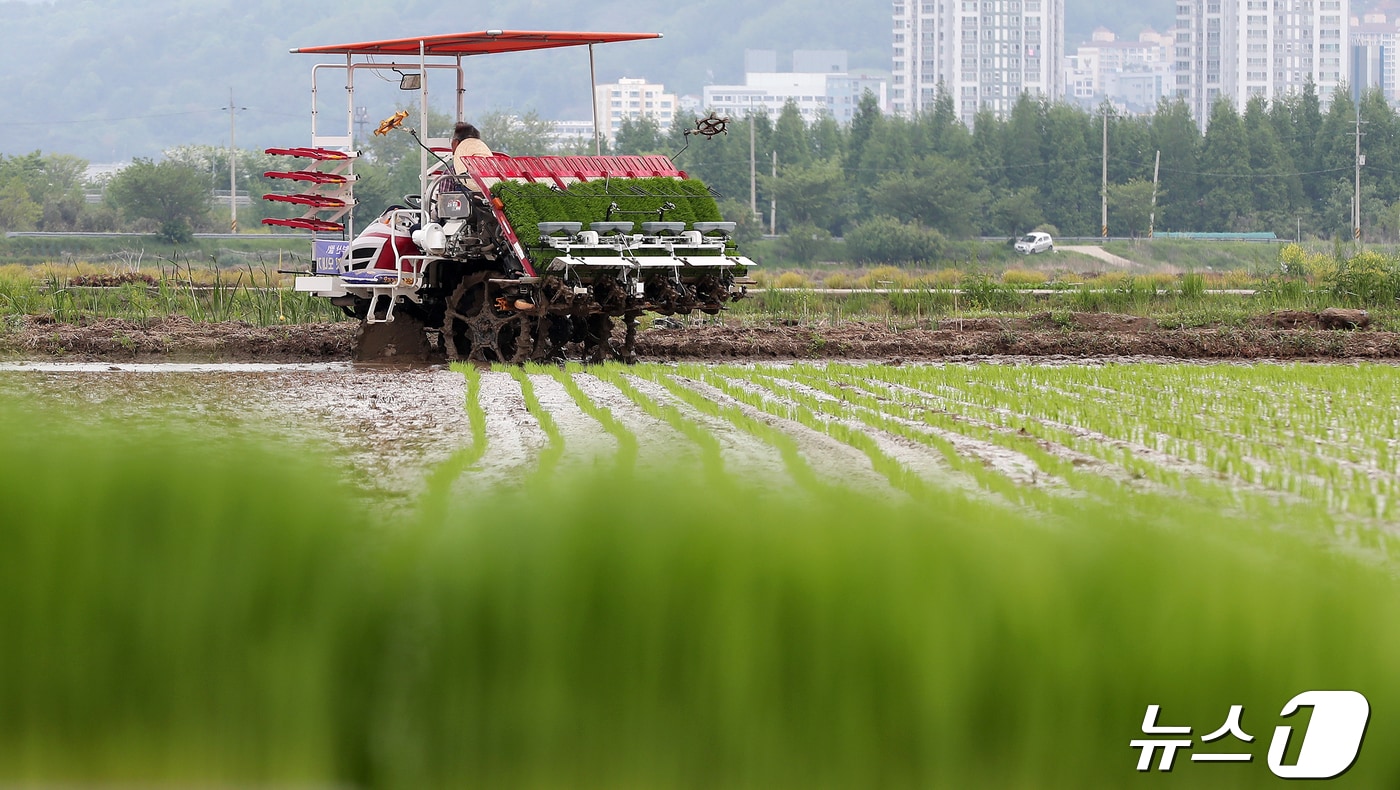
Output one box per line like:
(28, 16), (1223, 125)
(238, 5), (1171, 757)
(1174, 0), (1347, 125)
(1351, 11), (1398, 103)
(891, 0), (1065, 124)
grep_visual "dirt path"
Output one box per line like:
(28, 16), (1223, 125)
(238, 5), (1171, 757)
(1057, 245), (1157, 270)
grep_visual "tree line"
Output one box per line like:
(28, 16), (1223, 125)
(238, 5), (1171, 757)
(658, 83), (1400, 256)
(7, 83), (1400, 258)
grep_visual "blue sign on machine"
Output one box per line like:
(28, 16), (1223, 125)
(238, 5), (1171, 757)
(312, 239), (349, 274)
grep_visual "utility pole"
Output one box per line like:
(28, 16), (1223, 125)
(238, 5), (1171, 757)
(1101, 112), (1109, 239)
(1148, 149), (1161, 239)
(223, 89), (246, 234)
(749, 100), (758, 221)
(770, 150), (777, 236)
(1354, 113), (1365, 243)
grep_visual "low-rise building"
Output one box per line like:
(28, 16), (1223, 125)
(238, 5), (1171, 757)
(703, 50), (888, 123)
(594, 77), (678, 141)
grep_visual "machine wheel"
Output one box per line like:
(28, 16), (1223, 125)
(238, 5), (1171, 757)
(443, 272), (536, 364)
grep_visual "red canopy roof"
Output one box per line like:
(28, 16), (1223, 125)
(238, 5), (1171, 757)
(290, 30), (662, 57)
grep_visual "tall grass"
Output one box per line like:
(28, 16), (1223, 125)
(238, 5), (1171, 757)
(4, 395), (1400, 787)
(0, 259), (343, 326)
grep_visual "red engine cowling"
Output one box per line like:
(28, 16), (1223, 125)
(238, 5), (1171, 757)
(341, 212), (419, 272)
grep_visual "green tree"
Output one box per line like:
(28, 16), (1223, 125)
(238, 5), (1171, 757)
(1197, 98), (1252, 230)
(1282, 79), (1325, 202)
(809, 112), (845, 162)
(1039, 104), (1097, 235)
(1242, 95), (1300, 233)
(845, 216), (947, 264)
(1107, 178), (1157, 237)
(870, 154), (987, 238)
(1108, 112), (1154, 186)
(989, 187), (1045, 237)
(845, 90), (884, 193)
(613, 115), (667, 155)
(477, 109), (554, 157)
(1150, 98), (1201, 231)
(106, 158), (210, 243)
(779, 222), (831, 264)
(764, 159), (846, 233)
(0, 177), (41, 231)
(1358, 88), (1399, 207)
(772, 99), (812, 168)
(1000, 93), (1043, 192)
(0, 151), (91, 231)
(925, 82), (973, 159)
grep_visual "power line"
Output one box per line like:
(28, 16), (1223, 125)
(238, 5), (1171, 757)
(5, 110), (217, 126)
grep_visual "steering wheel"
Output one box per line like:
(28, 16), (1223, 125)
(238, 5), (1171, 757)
(404, 194), (422, 209)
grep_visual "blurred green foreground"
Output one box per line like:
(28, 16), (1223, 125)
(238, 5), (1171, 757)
(2, 407), (1397, 789)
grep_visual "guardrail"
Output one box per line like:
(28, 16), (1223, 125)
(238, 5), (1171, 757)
(5, 232), (309, 240)
(751, 288), (1261, 296)
(978, 235), (1289, 244)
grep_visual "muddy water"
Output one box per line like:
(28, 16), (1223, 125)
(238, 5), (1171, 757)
(0, 362), (474, 510)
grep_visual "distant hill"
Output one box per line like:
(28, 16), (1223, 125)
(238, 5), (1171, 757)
(0, 0), (1171, 161)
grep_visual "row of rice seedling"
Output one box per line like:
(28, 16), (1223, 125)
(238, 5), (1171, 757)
(822, 362), (1396, 547)
(507, 364), (566, 480)
(629, 364), (827, 496)
(663, 363), (944, 502)
(546, 363), (640, 475)
(9, 371), (1400, 787)
(969, 364), (1400, 523)
(588, 363), (728, 489)
(419, 362), (490, 524)
(777, 362), (1254, 517)
(754, 363), (1223, 520)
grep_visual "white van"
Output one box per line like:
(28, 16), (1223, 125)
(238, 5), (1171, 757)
(1015, 231), (1054, 254)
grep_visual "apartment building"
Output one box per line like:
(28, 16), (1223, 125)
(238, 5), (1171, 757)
(1065, 27), (1174, 113)
(1174, 0), (1347, 125)
(891, 0), (1065, 124)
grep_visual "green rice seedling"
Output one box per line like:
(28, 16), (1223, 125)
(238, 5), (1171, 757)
(419, 362), (491, 524)
(686, 363), (942, 502)
(7, 398), (1400, 787)
(590, 364), (728, 489)
(634, 363), (826, 495)
(509, 363), (566, 480)
(548, 363), (640, 475)
(0, 408), (361, 784)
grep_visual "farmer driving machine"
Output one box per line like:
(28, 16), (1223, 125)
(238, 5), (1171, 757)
(271, 31), (753, 363)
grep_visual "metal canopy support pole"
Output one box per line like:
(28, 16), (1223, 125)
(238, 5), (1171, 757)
(345, 54), (355, 145)
(456, 55), (465, 123)
(589, 43), (601, 156)
(346, 53), (355, 238)
(420, 40), (430, 213)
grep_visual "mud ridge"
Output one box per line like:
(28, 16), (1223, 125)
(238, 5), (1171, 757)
(4, 314), (1399, 362)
